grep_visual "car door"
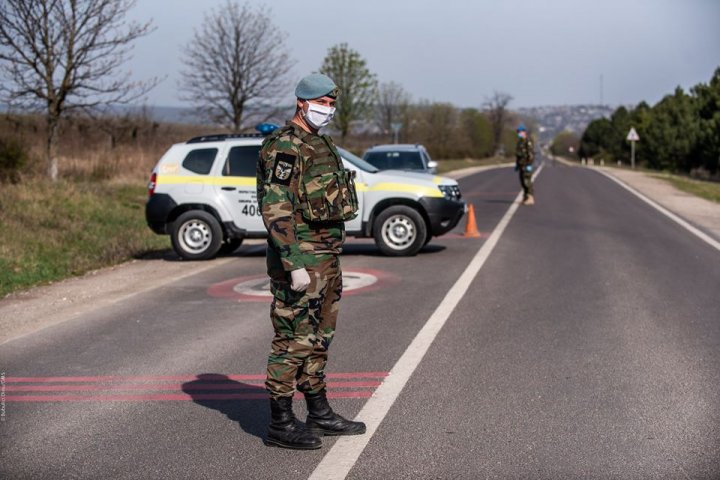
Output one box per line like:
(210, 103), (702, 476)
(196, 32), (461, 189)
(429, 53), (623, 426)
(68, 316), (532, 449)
(214, 144), (264, 232)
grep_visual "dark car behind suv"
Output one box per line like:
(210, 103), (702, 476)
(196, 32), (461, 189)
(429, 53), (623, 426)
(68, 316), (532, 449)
(363, 144), (438, 174)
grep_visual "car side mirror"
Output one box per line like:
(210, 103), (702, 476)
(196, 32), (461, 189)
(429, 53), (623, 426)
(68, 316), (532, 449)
(427, 161), (438, 169)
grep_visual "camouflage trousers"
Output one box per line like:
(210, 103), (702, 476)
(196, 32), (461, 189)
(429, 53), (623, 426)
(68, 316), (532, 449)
(519, 169), (534, 198)
(265, 250), (342, 399)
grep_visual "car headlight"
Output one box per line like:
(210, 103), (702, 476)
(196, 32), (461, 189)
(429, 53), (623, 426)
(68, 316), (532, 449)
(438, 184), (462, 201)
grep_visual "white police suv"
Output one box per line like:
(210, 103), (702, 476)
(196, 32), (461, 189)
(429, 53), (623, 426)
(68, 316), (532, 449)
(146, 133), (466, 260)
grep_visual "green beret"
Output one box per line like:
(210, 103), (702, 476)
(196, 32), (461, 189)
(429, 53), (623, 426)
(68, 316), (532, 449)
(295, 73), (340, 100)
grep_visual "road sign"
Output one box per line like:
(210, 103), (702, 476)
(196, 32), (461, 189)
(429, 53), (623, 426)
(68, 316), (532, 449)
(627, 127), (639, 168)
(626, 127), (640, 142)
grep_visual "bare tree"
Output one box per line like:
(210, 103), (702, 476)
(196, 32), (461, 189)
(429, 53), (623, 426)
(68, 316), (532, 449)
(484, 91), (513, 155)
(410, 101), (463, 159)
(320, 43), (377, 141)
(375, 81), (411, 142)
(93, 105), (152, 150)
(179, 1), (294, 132)
(0, 0), (157, 180)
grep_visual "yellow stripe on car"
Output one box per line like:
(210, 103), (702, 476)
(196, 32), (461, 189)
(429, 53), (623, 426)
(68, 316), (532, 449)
(156, 175), (256, 187)
(362, 182), (443, 197)
(157, 176), (443, 198)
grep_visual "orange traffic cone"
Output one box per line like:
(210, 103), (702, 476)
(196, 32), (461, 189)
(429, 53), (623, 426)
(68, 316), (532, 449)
(464, 204), (481, 238)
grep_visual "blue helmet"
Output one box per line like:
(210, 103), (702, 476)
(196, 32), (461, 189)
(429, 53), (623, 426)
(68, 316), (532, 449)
(516, 123), (527, 132)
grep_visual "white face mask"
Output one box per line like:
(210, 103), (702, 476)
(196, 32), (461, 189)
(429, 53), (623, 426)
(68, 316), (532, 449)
(303, 101), (335, 130)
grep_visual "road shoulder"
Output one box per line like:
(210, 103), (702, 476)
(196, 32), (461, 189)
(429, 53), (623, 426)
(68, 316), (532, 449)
(551, 155), (720, 243)
(0, 255), (236, 345)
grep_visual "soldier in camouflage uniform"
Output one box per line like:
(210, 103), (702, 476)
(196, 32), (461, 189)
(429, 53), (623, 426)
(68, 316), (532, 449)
(256, 73), (366, 450)
(515, 123), (535, 205)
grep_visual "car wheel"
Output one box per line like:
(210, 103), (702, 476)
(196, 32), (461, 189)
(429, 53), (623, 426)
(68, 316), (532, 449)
(373, 205), (427, 256)
(171, 210), (223, 260)
(218, 238), (243, 256)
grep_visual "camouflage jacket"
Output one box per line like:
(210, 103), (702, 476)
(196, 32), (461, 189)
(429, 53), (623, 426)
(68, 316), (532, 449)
(256, 122), (359, 271)
(516, 136), (535, 167)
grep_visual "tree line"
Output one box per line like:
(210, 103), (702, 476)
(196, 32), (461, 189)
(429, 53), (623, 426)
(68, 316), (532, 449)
(578, 68), (720, 177)
(0, 0), (522, 181)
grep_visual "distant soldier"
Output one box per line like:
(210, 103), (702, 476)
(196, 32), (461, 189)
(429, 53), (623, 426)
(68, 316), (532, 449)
(256, 73), (366, 450)
(515, 123), (535, 205)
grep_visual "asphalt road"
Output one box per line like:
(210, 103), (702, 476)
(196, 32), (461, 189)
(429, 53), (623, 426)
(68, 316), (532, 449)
(2, 161), (719, 479)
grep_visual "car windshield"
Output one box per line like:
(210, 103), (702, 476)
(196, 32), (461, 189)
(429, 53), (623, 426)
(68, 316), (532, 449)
(364, 150), (426, 170)
(337, 147), (379, 173)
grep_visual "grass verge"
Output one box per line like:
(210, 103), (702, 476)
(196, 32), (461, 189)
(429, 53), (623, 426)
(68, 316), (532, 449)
(650, 173), (720, 204)
(436, 156), (511, 174)
(0, 179), (170, 297)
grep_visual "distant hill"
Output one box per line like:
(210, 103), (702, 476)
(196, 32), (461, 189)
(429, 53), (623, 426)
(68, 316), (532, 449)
(517, 105), (616, 144)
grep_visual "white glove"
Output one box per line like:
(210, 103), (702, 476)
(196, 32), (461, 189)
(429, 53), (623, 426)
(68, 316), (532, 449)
(290, 268), (311, 292)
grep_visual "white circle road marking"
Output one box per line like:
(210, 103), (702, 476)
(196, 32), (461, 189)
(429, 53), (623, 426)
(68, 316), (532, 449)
(207, 269), (398, 302)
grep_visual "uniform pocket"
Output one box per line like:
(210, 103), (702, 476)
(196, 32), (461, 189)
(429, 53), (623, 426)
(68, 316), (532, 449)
(339, 169), (359, 219)
(302, 172), (334, 221)
(301, 169), (359, 222)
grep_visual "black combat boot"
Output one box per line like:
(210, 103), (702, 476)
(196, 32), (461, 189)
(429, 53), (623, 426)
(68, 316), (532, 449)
(266, 396), (322, 450)
(305, 390), (366, 436)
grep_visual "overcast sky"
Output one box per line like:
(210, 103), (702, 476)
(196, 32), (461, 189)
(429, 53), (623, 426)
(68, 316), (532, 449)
(126, 0), (720, 109)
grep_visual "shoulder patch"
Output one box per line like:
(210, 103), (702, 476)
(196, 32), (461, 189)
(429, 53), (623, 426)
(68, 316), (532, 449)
(271, 152), (296, 186)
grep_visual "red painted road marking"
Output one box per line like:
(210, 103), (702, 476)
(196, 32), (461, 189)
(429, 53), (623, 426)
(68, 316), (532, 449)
(6, 381), (381, 392)
(5, 372), (388, 383)
(4, 391), (372, 402)
(3, 372), (388, 402)
(5, 392), (372, 402)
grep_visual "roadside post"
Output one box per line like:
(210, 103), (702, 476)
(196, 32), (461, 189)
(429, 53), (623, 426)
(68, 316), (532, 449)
(391, 122), (402, 144)
(627, 127), (640, 169)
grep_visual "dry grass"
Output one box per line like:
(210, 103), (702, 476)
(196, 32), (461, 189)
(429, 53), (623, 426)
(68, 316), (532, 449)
(0, 178), (171, 297)
(650, 172), (720, 204)
(1, 112), (211, 182)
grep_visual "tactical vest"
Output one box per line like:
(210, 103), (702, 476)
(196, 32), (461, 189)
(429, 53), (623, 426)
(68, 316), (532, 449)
(301, 134), (359, 223)
(262, 124), (359, 223)
(516, 137), (533, 166)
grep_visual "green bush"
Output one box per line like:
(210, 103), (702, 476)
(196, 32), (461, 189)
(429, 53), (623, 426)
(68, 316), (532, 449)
(579, 67), (720, 174)
(0, 137), (29, 183)
(551, 131), (581, 159)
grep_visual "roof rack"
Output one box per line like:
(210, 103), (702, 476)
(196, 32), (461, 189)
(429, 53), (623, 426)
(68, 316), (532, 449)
(186, 133), (264, 144)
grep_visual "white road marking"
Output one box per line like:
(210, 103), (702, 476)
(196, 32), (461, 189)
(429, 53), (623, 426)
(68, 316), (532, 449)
(594, 169), (720, 253)
(309, 165), (545, 480)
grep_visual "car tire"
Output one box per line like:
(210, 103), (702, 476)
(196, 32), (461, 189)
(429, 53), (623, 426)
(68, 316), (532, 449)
(373, 205), (427, 256)
(171, 210), (223, 260)
(218, 238), (243, 256)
